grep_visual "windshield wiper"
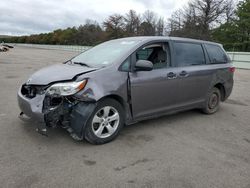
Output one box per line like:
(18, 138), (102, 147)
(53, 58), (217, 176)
(72, 61), (91, 67)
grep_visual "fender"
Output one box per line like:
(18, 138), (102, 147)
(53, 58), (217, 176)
(70, 102), (97, 138)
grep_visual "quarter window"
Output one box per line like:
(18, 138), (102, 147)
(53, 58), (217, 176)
(173, 42), (205, 66)
(205, 44), (227, 64)
(120, 58), (131, 72)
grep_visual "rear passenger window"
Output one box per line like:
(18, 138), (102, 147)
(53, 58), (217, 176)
(205, 44), (227, 64)
(173, 42), (205, 67)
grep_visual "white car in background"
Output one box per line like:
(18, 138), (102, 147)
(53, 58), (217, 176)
(0, 43), (13, 52)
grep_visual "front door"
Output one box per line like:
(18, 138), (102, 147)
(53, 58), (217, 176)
(129, 42), (180, 119)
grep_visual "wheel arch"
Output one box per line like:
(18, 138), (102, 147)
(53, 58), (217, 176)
(97, 94), (133, 124)
(98, 94), (126, 108)
(214, 83), (226, 101)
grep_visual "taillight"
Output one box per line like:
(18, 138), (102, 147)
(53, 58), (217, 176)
(229, 67), (235, 73)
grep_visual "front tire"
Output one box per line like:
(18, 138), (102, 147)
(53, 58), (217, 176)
(84, 98), (124, 144)
(202, 87), (221, 114)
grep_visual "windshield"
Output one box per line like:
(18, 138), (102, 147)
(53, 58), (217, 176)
(71, 39), (140, 68)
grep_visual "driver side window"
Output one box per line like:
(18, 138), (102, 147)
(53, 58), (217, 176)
(136, 43), (169, 69)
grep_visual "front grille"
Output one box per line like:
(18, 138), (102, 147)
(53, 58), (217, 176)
(21, 84), (45, 98)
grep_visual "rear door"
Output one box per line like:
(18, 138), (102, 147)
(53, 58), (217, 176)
(172, 41), (213, 106)
(204, 43), (234, 99)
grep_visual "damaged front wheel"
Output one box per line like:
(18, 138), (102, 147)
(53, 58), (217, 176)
(84, 98), (124, 144)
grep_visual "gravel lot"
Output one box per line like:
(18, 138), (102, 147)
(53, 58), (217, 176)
(0, 47), (250, 188)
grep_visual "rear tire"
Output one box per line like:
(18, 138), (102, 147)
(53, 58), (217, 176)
(84, 98), (124, 145)
(202, 87), (221, 114)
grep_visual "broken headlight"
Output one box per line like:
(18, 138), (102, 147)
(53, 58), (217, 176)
(46, 80), (87, 96)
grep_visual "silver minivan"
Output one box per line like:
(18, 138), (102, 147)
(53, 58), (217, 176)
(18, 36), (234, 144)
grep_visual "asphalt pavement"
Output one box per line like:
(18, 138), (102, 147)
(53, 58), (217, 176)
(0, 46), (250, 188)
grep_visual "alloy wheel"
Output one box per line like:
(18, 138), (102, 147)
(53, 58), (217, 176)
(91, 106), (120, 138)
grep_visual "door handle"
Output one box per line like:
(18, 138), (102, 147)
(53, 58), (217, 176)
(179, 70), (189, 77)
(167, 72), (177, 79)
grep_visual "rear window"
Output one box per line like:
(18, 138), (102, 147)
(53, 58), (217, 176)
(205, 44), (228, 64)
(173, 42), (205, 67)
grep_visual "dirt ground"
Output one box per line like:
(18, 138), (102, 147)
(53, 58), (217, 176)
(0, 47), (250, 188)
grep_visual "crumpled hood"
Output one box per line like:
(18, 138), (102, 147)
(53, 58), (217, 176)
(26, 63), (97, 85)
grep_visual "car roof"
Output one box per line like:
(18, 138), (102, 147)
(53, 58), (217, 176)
(115, 36), (221, 46)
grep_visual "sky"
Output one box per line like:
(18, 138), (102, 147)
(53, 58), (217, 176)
(0, 0), (190, 36)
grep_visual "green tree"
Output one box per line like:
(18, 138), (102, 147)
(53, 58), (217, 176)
(76, 20), (104, 45)
(212, 0), (250, 51)
(236, 0), (250, 51)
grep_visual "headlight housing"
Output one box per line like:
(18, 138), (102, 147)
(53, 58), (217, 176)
(46, 80), (87, 96)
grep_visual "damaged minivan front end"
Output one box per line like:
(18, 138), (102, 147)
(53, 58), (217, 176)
(18, 64), (99, 140)
(17, 38), (143, 144)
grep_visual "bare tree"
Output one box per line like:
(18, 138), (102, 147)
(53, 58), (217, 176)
(191, 0), (228, 36)
(124, 10), (141, 36)
(143, 10), (157, 25)
(138, 10), (158, 35)
(224, 0), (236, 22)
(103, 14), (125, 39)
(168, 0), (231, 40)
(156, 17), (165, 36)
(167, 9), (184, 36)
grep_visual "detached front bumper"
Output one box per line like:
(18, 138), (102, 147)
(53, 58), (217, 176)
(17, 87), (45, 123)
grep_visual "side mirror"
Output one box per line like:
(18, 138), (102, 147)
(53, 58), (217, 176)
(135, 60), (153, 71)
